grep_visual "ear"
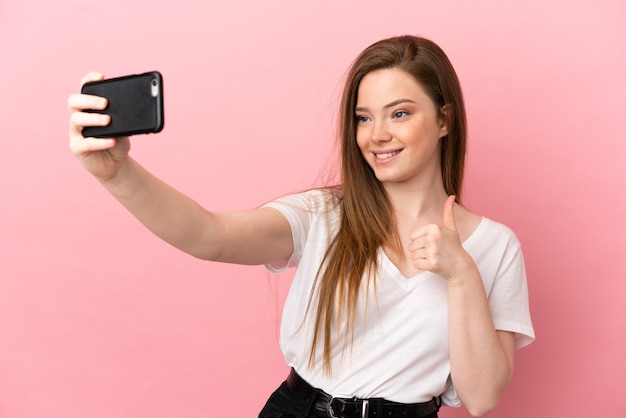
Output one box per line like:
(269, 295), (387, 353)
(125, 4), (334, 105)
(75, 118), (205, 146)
(438, 104), (450, 139)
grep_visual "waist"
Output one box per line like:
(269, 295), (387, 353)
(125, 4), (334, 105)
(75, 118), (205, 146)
(286, 368), (441, 418)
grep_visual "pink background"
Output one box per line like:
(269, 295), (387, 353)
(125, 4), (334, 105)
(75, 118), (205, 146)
(1, 1), (625, 417)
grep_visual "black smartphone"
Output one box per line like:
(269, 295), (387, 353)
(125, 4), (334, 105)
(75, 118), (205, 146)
(81, 71), (164, 138)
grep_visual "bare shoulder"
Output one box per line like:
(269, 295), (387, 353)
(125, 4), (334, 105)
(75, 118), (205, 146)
(454, 203), (483, 243)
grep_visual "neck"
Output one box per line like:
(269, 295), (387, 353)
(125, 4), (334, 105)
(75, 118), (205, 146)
(383, 175), (449, 221)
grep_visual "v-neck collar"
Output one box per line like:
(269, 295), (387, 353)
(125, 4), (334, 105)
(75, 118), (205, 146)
(378, 217), (487, 290)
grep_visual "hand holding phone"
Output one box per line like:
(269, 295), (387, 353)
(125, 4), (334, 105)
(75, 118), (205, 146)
(81, 71), (164, 138)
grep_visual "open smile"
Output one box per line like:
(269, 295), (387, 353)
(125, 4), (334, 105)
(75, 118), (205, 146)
(373, 149), (403, 161)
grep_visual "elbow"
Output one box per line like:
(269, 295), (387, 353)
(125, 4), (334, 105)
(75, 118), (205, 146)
(462, 384), (508, 417)
(459, 363), (514, 416)
(465, 399), (500, 417)
(461, 380), (509, 417)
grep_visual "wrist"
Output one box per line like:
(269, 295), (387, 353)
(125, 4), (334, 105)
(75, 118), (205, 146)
(99, 158), (137, 197)
(447, 254), (479, 286)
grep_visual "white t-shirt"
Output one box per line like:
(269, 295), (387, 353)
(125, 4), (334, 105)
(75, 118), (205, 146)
(264, 189), (535, 406)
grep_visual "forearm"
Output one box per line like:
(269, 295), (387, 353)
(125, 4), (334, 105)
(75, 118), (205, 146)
(69, 72), (293, 265)
(447, 261), (513, 417)
(100, 157), (221, 259)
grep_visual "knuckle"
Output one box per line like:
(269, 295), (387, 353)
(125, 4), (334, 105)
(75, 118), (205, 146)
(69, 111), (84, 127)
(81, 71), (104, 87)
(67, 95), (74, 111)
(69, 138), (85, 154)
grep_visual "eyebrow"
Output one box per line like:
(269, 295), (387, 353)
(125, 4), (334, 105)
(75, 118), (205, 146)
(355, 98), (417, 113)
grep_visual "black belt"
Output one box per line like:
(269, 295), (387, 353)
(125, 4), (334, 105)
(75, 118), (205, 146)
(286, 368), (441, 418)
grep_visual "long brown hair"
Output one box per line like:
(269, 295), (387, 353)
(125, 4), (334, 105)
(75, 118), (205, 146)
(309, 35), (468, 373)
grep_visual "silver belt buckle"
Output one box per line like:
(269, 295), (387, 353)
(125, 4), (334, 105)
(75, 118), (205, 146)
(327, 397), (341, 418)
(327, 397), (369, 418)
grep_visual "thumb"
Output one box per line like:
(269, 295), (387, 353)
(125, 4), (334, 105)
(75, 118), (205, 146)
(443, 195), (457, 231)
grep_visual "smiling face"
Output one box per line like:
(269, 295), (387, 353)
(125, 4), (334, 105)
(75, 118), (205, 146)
(355, 67), (448, 190)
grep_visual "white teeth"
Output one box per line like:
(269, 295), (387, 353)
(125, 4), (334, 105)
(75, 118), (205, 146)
(375, 150), (401, 159)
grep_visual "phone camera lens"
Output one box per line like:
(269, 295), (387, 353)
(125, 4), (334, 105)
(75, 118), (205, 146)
(150, 79), (159, 97)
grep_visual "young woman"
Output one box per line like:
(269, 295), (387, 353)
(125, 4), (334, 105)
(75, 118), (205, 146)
(68, 35), (534, 418)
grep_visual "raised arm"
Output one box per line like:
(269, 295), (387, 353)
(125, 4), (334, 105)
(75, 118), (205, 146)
(409, 196), (514, 417)
(68, 72), (293, 266)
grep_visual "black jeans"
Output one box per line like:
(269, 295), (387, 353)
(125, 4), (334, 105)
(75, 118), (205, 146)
(258, 379), (439, 418)
(259, 380), (327, 418)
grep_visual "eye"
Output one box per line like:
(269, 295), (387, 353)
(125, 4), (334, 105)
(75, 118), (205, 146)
(392, 110), (409, 119)
(356, 115), (370, 123)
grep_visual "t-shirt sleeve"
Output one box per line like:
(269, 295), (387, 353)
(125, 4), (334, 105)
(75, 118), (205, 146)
(261, 191), (317, 274)
(487, 229), (535, 349)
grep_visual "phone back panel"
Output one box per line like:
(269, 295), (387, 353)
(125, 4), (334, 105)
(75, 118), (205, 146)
(81, 72), (164, 138)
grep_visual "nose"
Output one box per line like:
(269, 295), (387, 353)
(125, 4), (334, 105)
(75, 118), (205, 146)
(372, 120), (392, 144)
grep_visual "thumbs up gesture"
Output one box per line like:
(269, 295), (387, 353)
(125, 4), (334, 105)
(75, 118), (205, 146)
(408, 195), (473, 281)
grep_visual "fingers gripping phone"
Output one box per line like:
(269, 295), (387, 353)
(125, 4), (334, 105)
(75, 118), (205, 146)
(81, 71), (164, 138)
